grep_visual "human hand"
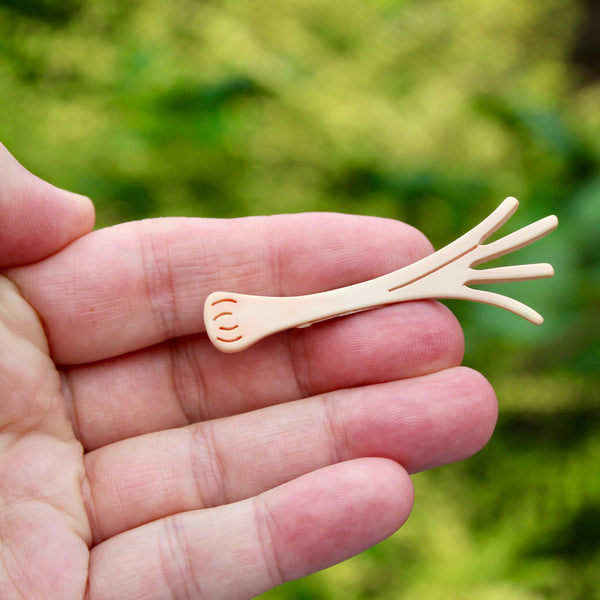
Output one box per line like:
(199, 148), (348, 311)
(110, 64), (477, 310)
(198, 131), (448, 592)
(1, 144), (497, 599)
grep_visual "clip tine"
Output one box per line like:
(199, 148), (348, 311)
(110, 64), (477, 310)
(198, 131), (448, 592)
(466, 263), (555, 285)
(471, 214), (558, 266)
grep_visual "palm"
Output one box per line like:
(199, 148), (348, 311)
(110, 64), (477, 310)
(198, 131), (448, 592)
(0, 277), (90, 598)
(2, 212), (497, 599)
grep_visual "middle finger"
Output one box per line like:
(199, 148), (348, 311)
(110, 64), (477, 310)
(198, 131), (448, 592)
(63, 300), (464, 450)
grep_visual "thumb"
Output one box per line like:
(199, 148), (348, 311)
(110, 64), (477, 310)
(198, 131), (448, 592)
(0, 143), (95, 268)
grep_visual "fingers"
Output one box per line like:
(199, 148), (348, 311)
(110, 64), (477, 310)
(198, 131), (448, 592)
(7, 213), (433, 364)
(65, 299), (464, 450)
(87, 458), (413, 600)
(83, 367), (496, 543)
(0, 144), (95, 268)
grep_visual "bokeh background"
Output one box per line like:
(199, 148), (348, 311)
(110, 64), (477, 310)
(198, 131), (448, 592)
(1, 1), (599, 598)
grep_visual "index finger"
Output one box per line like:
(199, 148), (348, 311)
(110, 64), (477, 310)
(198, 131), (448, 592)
(7, 213), (433, 364)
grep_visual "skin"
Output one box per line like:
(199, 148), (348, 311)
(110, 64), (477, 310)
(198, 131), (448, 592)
(0, 143), (497, 600)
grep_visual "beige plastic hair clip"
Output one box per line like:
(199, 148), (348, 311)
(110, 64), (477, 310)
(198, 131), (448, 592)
(204, 197), (558, 353)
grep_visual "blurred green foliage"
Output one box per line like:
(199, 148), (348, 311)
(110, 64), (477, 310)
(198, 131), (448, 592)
(1, 0), (598, 598)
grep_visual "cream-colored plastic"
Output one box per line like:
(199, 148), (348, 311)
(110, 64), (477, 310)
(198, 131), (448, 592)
(205, 197), (558, 352)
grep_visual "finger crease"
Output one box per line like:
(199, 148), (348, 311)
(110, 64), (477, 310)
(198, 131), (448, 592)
(80, 468), (102, 545)
(139, 225), (182, 342)
(253, 495), (286, 588)
(321, 393), (344, 465)
(190, 422), (228, 508)
(168, 339), (207, 425)
(59, 370), (82, 441)
(285, 332), (311, 400)
(159, 515), (205, 600)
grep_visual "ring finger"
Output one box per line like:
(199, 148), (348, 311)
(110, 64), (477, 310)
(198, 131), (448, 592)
(83, 366), (497, 543)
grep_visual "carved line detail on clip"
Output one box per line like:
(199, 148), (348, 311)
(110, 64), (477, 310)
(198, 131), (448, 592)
(211, 298), (238, 306)
(213, 311), (233, 321)
(216, 335), (243, 343)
